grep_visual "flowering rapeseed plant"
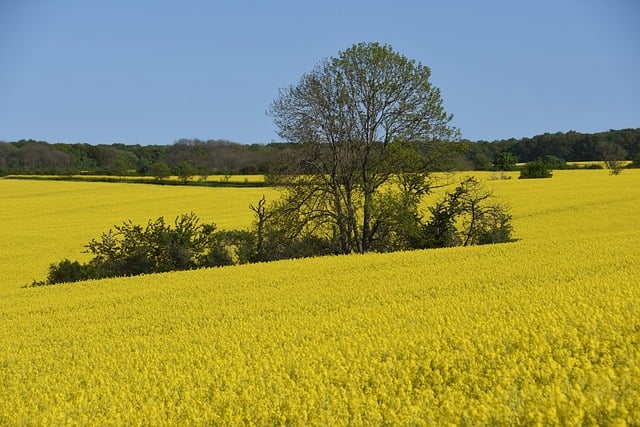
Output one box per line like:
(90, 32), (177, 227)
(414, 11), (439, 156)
(0, 170), (638, 424)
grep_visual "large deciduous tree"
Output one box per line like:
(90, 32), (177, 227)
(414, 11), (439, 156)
(267, 42), (460, 254)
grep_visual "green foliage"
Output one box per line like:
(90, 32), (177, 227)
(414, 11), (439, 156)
(200, 229), (255, 266)
(36, 213), (243, 285)
(493, 152), (517, 171)
(109, 158), (131, 179)
(250, 176), (513, 261)
(174, 161), (197, 184)
(148, 161), (171, 180)
(519, 160), (553, 179)
(368, 182), (429, 252)
(424, 177), (513, 247)
(46, 259), (90, 284)
(457, 129), (639, 170)
(3, 128), (639, 175)
(0, 139), (280, 177)
(540, 155), (567, 170)
(84, 213), (207, 277)
(248, 187), (338, 261)
(422, 197), (462, 248)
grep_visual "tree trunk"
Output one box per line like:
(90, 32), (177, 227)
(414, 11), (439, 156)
(361, 189), (372, 253)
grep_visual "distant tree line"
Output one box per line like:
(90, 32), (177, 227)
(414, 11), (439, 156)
(2, 128), (639, 176)
(0, 139), (285, 177)
(457, 128), (640, 170)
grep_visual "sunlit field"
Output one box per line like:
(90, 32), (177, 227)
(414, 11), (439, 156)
(0, 180), (277, 288)
(1, 170), (639, 424)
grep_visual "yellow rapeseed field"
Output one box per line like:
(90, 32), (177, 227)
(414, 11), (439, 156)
(0, 180), (277, 288)
(1, 170), (639, 424)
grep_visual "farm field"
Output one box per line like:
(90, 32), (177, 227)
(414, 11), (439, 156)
(2, 174), (266, 184)
(0, 170), (639, 424)
(0, 180), (278, 288)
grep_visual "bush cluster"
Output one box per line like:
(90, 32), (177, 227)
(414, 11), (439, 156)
(31, 213), (253, 285)
(519, 160), (553, 179)
(32, 179), (514, 286)
(423, 178), (513, 247)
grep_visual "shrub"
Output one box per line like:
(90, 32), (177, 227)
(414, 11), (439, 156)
(48, 259), (89, 284)
(82, 213), (210, 277)
(519, 160), (553, 179)
(423, 177), (514, 248)
(35, 213), (238, 285)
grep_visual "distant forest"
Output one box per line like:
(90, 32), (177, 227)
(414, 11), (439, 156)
(1, 128), (639, 176)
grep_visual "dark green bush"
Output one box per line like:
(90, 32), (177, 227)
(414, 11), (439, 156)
(32, 213), (239, 285)
(519, 160), (553, 179)
(47, 259), (89, 284)
(423, 177), (513, 247)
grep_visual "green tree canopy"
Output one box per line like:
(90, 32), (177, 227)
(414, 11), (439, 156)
(493, 152), (517, 171)
(268, 42), (460, 254)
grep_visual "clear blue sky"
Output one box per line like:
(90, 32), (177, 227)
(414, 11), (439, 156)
(1, 0), (638, 145)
